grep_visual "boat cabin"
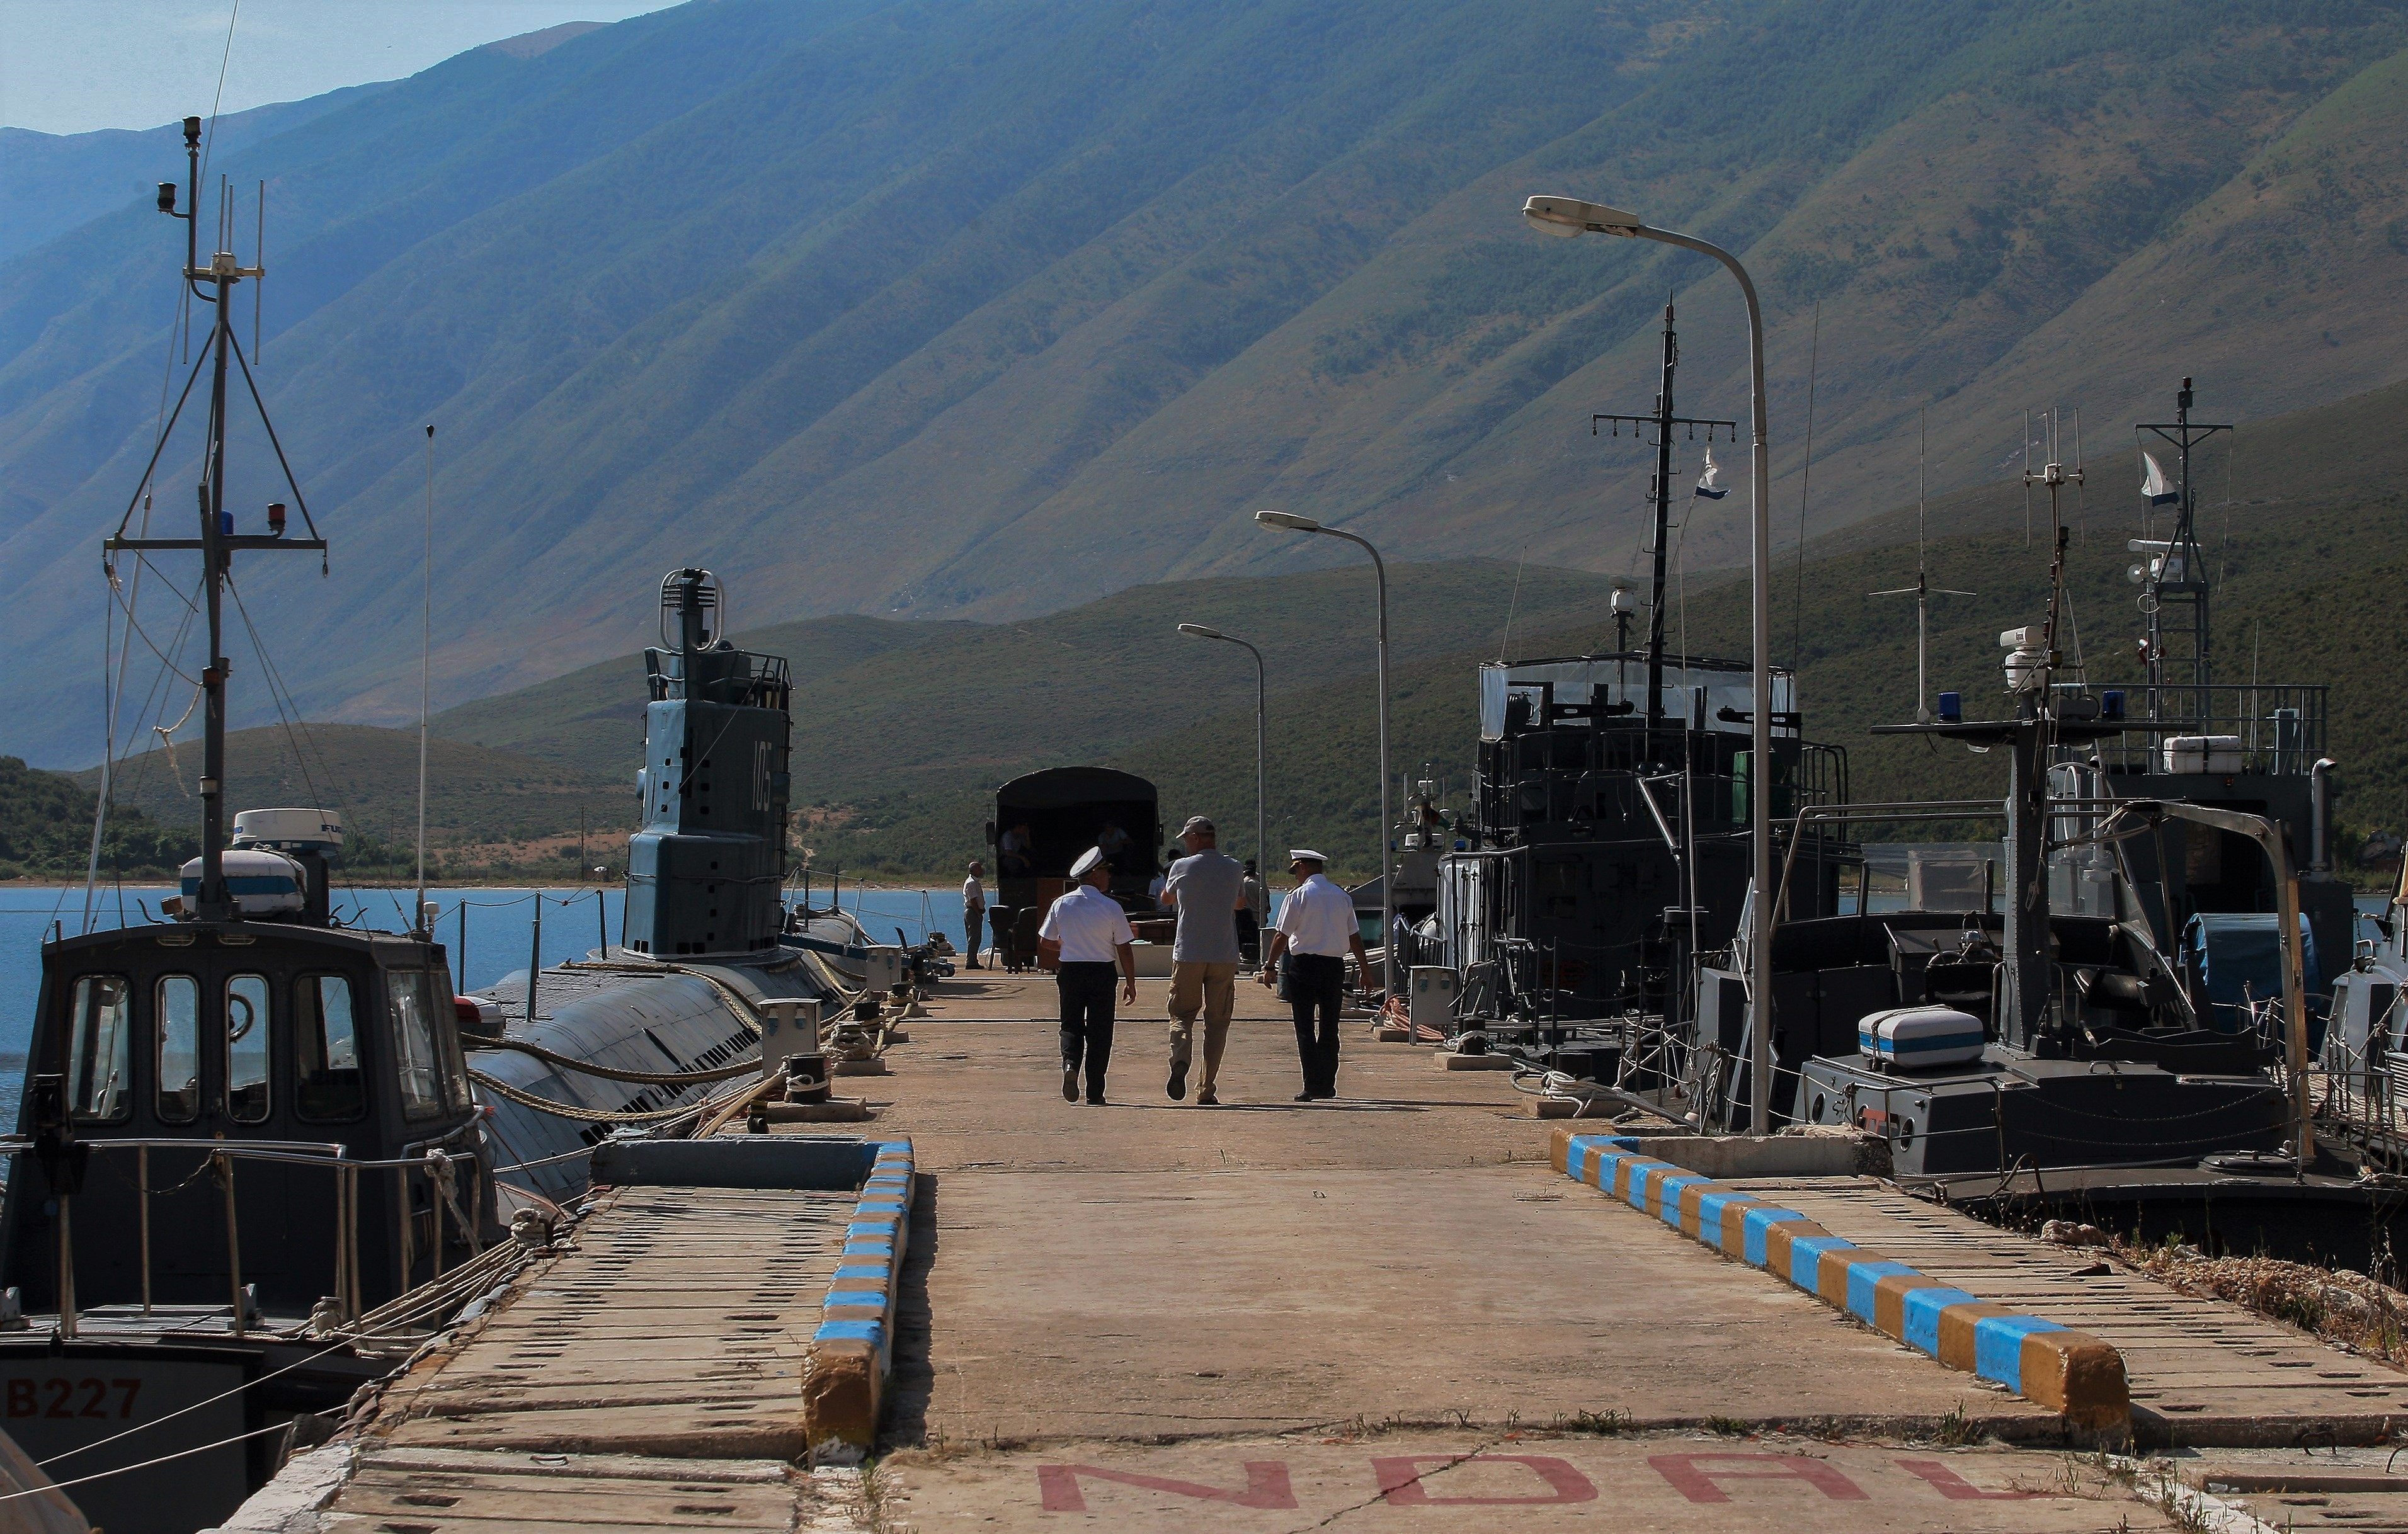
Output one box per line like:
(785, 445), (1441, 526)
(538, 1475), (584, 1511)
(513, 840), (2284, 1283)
(2, 919), (486, 1322)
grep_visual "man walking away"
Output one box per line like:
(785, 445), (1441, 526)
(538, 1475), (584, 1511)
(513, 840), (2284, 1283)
(1161, 815), (1245, 1106)
(1038, 847), (1138, 1105)
(962, 860), (988, 970)
(1237, 859), (1266, 970)
(1260, 849), (1367, 1101)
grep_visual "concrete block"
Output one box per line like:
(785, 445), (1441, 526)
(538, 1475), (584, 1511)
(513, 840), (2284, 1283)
(2017, 1328), (2130, 1432)
(1529, 1096), (1580, 1118)
(1372, 1022), (1412, 1042)
(834, 1058), (892, 1076)
(801, 1336), (881, 1450)
(1433, 1050), (1515, 1070)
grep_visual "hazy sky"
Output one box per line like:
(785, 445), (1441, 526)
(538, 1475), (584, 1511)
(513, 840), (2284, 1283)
(0, 1), (680, 135)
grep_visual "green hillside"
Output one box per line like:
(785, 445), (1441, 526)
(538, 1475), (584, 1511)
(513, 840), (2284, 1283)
(0, 757), (190, 880)
(6, 0), (2408, 773)
(78, 725), (631, 879)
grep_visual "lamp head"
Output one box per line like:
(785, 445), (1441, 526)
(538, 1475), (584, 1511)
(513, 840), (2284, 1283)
(156, 181), (178, 214)
(1522, 195), (1643, 239)
(1178, 622), (1224, 639)
(1253, 509), (1323, 532)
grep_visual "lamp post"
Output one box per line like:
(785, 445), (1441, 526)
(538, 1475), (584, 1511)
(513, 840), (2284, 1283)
(1253, 510), (1393, 994)
(1176, 622), (1268, 890)
(1522, 193), (1776, 1134)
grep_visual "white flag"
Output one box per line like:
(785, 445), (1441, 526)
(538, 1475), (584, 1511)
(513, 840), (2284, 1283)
(1693, 446), (1730, 500)
(2140, 451), (2179, 506)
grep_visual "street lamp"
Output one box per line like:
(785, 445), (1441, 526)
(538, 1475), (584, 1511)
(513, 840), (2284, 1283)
(1177, 622), (1268, 899)
(1523, 193), (1777, 1135)
(1252, 509), (1393, 994)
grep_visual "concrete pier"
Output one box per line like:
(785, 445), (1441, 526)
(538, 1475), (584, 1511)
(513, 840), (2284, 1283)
(241, 971), (2408, 1533)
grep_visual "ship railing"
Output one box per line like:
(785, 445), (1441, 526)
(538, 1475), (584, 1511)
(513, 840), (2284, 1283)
(0, 1121), (483, 1344)
(2076, 681), (2329, 775)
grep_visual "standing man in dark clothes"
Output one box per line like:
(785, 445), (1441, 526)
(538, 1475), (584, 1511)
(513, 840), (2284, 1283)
(962, 860), (987, 970)
(1161, 814), (1245, 1106)
(1258, 849), (1368, 1101)
(1038, 846), (1138, 1105)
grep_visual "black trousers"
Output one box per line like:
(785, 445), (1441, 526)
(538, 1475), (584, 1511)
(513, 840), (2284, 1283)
(1056, 962), (1118, 1099)
(1236, 910), (1260, 966)
(964, 905), (984, 967)
(1286, 953), (1345, 1096)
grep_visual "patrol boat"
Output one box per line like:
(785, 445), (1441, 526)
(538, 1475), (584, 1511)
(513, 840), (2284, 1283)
(1758, 395), (2394, 1264)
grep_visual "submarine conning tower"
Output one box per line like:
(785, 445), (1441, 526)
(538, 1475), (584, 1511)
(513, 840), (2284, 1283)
(624, 568), (793, 957)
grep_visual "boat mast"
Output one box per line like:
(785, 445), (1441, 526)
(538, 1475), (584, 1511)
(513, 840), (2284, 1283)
(107, 116), (325, 922)
(2135, 378), (2230, 729)
(1594, 297), (1733, 750)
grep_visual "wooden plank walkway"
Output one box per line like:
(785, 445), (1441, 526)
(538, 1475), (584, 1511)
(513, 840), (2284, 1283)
(1728, 1176), (2408, 1443)
(370, 1186), (854, 1460)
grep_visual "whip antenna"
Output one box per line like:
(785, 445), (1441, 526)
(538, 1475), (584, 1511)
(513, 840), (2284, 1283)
(416, 424), (433, 934)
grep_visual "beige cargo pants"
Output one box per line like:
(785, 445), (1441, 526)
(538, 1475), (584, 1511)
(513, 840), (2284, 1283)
(1167, 960), (1239, 1089)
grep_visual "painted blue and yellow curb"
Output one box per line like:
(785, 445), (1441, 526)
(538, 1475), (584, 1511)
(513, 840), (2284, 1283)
(1552, 1128), (2128, 1431)
(802, 1139), (915, 1458)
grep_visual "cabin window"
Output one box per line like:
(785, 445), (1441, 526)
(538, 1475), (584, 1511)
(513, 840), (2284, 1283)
(156, 975), (200, 1123)
(66, 975), (132, 1123)
(295, 975), (365, 1123)
(387, 970), (445, 1119)
(225, 974), (271, 1123)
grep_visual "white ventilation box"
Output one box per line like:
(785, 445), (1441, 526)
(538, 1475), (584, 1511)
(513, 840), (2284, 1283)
(2162, 736), (2244, 774)
(178, 848), (308, 916)
(1858, 1006), (1987, 1071)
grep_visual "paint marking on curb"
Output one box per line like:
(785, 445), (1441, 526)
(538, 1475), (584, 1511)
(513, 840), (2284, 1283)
(1551, 1129), (2127, 1431)
(804, 1138), (915, 1460)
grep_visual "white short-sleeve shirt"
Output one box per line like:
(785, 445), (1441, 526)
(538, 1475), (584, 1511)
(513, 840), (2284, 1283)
(1039, 885), (1135, 963)
(963, 875), (985, 907)
(1273, 873), (1358, 957)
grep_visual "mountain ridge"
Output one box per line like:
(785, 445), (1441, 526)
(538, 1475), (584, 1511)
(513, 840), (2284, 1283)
(5, 0), (2405, 770)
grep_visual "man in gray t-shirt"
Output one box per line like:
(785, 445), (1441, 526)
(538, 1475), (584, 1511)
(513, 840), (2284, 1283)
(1161, 814), (1246, 1105)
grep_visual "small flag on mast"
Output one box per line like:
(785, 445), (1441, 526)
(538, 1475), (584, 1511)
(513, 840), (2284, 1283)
(1693, 446), (1730, 500)
(2140, 450), (2179, 506)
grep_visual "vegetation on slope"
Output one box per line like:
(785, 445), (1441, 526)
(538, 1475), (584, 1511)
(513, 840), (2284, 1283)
(6, 0), (2407, 771)
(0, 757), (190, 880)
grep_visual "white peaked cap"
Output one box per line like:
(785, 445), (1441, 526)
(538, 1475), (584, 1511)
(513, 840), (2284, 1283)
(1289, 849), (1328, 864)
(1070, 846), (1107, 878)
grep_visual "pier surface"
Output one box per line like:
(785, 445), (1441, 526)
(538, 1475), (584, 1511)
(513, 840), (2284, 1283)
(284, 970), (2408, 1532)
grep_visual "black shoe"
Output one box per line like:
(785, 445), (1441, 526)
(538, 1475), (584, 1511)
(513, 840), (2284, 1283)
(1294, 1091), (1316, 1103)
(1197, 1088), (1219, 1106)
(1063, 1065), (1080, 1102)
(1168, 1061), (1188, 1101)
(1087, 1094), (1108, 1106)
(1312, 1089), (1337, 1100)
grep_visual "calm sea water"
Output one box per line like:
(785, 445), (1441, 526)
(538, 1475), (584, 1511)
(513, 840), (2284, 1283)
(0, 882), (961, 1129)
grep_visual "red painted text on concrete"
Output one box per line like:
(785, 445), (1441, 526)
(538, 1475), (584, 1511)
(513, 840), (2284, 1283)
(1372, 1455), (1599, 1506)
(1646, 1453), (1871, 1504)
(1894, 1458), (2038, 1501)
(1036, 1461), (1298, 1513)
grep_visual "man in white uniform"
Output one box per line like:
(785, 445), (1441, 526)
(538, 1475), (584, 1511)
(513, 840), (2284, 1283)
(962, 860), (987, 970)
(1038, 846), (1138, 1105)
(1259, 849), (1367, 1101)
